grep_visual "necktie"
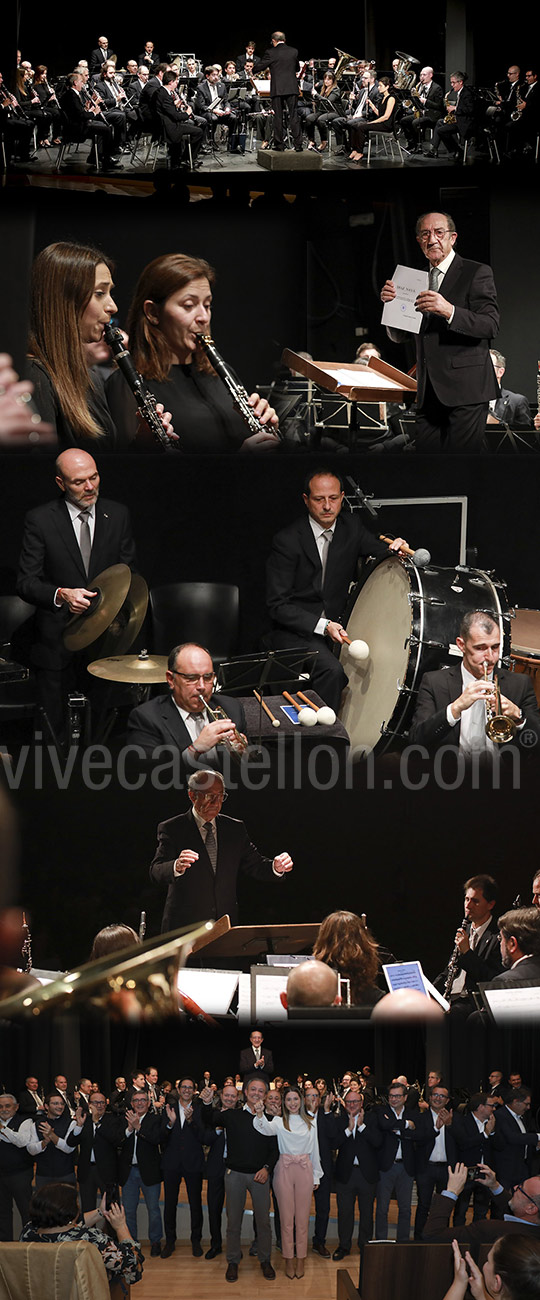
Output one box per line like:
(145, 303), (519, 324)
(188, 712), (205, 738)
(203, 822), (217, 873)
(320, 529), (333, 586)
(78, 510), (92, 575)
(429, 267), (441, 292)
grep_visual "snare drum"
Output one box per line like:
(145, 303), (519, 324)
(510, 609), (540, 706)
(338, 555), (511, 756)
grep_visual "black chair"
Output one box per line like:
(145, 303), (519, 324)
(0, 594), (39, 736)
(149, 582), (240, 665)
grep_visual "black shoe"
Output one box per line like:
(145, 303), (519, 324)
(161, 1241), (175, 1258)
(150, 1242), (162, 1257)
(295, 146), (303, 152)
(192, 1242), (203, 1257)
(261, 1260), (276, 1279)
(226, 1262), (238, 1282)
(313, 1240), (330, 1257)
(205, 1246), (222, 1259)
(424, 148), (438, 158)
(333, 1247), (349, 1260)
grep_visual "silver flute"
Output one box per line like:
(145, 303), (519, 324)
(195, 332), (283, 441)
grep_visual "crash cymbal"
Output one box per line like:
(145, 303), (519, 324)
(63, 564), (131, 652)
(87, 650), (168, 683)
(91, 572), (149, 657)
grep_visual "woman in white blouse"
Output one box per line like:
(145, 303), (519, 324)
(253, 1086), (322, 1279)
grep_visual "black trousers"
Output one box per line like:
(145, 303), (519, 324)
(336, 1167), (377, 1251)
(271, 95), (302, 148)
(313, 1172), (331, 1244)
(415, 375), (488, 452)
(264, 627), (347, 713)
(163, 1169), (203, 1243)
(414, 1162), (448, 1238)
(207, 1173), (225, 1248)
(0, 1169), (33, 1240)
(78, 1166), (107, 1214)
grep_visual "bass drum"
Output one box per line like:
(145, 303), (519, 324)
(338, 555), (511, 757)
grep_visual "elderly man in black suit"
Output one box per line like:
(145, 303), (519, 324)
(16, 448), (136, 737)
(89, 36), (115, 79)
(423, 1160), (540, 1252)
(266, 468), (406, 713)
(414, 1084), (459, 1238)
(67, 1092), (123, 1213)
(409, 611), (540, 756)
(127, 641), (246, 773)
(0, 1094), (34, 1241)
(253, 31), (303, 150)
(488, 350), (531, 429)
(381, 209), (499, 451)
(238, 1030), (274, 1084)
(426, 70), (476, 159)
(59, 72), (117, 168)
(327, 1092), (381, 1260)
(149, 769), (293, 931)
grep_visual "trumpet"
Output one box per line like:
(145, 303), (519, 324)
(483, 660), (517, 744)
(197, 692), (248, 760)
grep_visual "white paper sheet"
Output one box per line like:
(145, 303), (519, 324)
(381, 264), (429, 334)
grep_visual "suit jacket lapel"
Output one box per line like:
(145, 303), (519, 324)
(299, 517), (323, 592)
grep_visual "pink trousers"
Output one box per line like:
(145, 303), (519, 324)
(273, 1153), (314, 1259)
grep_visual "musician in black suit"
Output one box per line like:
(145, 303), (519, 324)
(160, 1078), (206, 1258)
(488, 351), (531, 429)
(399, 67), (444, 150)
(374, 1082), (417, 1241)
(490, 908), (540, 991)
(155, 71), (204, 165)
(238, 1031), (274, 1084)
(265, 469), (405, 712)
(138, 44), (159, 73)
(434, 874), (503, 1016)
(382, 209), (499, 450)
(409, 611), (540, 755)
(423, 1160), (540, 1251)
(253, 32), (303, 150)
(89, 37), (115, 78)
(59, 72), (116, 167)
(119, 1092), (164, 1255)
(127, 642), (247, 772)
(452, 1093), (497, 1223)
(17, 1078), (44, 1117)
(16, 449), (136, 736)
(427, 70), (476, 158)
(67, 1093), (123, 1212)
(150, 768), (292, 931)
(327, 1095), (381, 1259)
(492, 1089), (540, 1189)
(414, 1085), (459, 1238)
(138, 64), (169, 130)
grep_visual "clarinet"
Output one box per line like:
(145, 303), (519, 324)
(443, 916), (468, 1000)
(195, 333), (283, 441)
(104, 324), (180, 450)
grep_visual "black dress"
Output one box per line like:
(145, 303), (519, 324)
(106, 361), (255, 453)
(26, 358), (120, 451)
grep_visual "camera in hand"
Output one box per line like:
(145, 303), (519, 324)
(466, 1165), (481, 1183)
(105, 1182), (121, 1209)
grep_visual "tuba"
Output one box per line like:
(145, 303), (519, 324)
(333, 48), (361, 83)
(483, 661), (517, 744)
(393, 51), (419, 91)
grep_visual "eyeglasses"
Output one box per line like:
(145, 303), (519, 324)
(197, 789), (227, 802)
(512, 1184), (539, 1209)
(170, 671), (215, 683)
(431, 1093), (450, 1101)
(417, 229), (452, 242)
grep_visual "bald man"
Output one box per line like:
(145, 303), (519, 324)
(286, 960), (339, 1008)
(17, 449), (136, 737)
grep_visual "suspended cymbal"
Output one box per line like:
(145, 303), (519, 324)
(91, 572), (149, 657)
(63, 564), (131, 651)
(87, 650), (168, 683)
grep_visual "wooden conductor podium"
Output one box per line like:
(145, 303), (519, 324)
(189, 916), (318, 962)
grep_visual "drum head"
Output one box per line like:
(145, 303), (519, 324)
(511, 609), (540, 660)
(339, 558), (413, 755)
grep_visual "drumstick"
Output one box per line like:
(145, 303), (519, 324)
(283, 690), (302, 711)
(253, 689), (280, 727)
(296, 689), (337, 727)
(296, 690), (319, 710)
(379, 535), (431, 567)
(379, 534), (416, 557)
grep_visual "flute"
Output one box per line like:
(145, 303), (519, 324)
(104, 324), (180, 450)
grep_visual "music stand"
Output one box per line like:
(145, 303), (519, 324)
(188, 918), (318, 963)
(218, 649), (319, 750)
(282, 350), (417, 448)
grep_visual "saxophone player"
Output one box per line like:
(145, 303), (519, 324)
(399, 66), (443, 152)
(425, 70), (475, 158)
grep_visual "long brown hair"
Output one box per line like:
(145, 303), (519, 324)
(313, 910), (380, 1000)
(281, 1086), (313, 1132)
(127, 254), (216, 382)
(29, 241), (114, 439)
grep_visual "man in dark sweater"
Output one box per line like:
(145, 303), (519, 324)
(0, 1094), (34, 1240)
(27, 1093), (79, 1188)
(203, 1077), (278, 1282)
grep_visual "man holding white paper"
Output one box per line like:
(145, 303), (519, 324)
(380, 211), (499, 451)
